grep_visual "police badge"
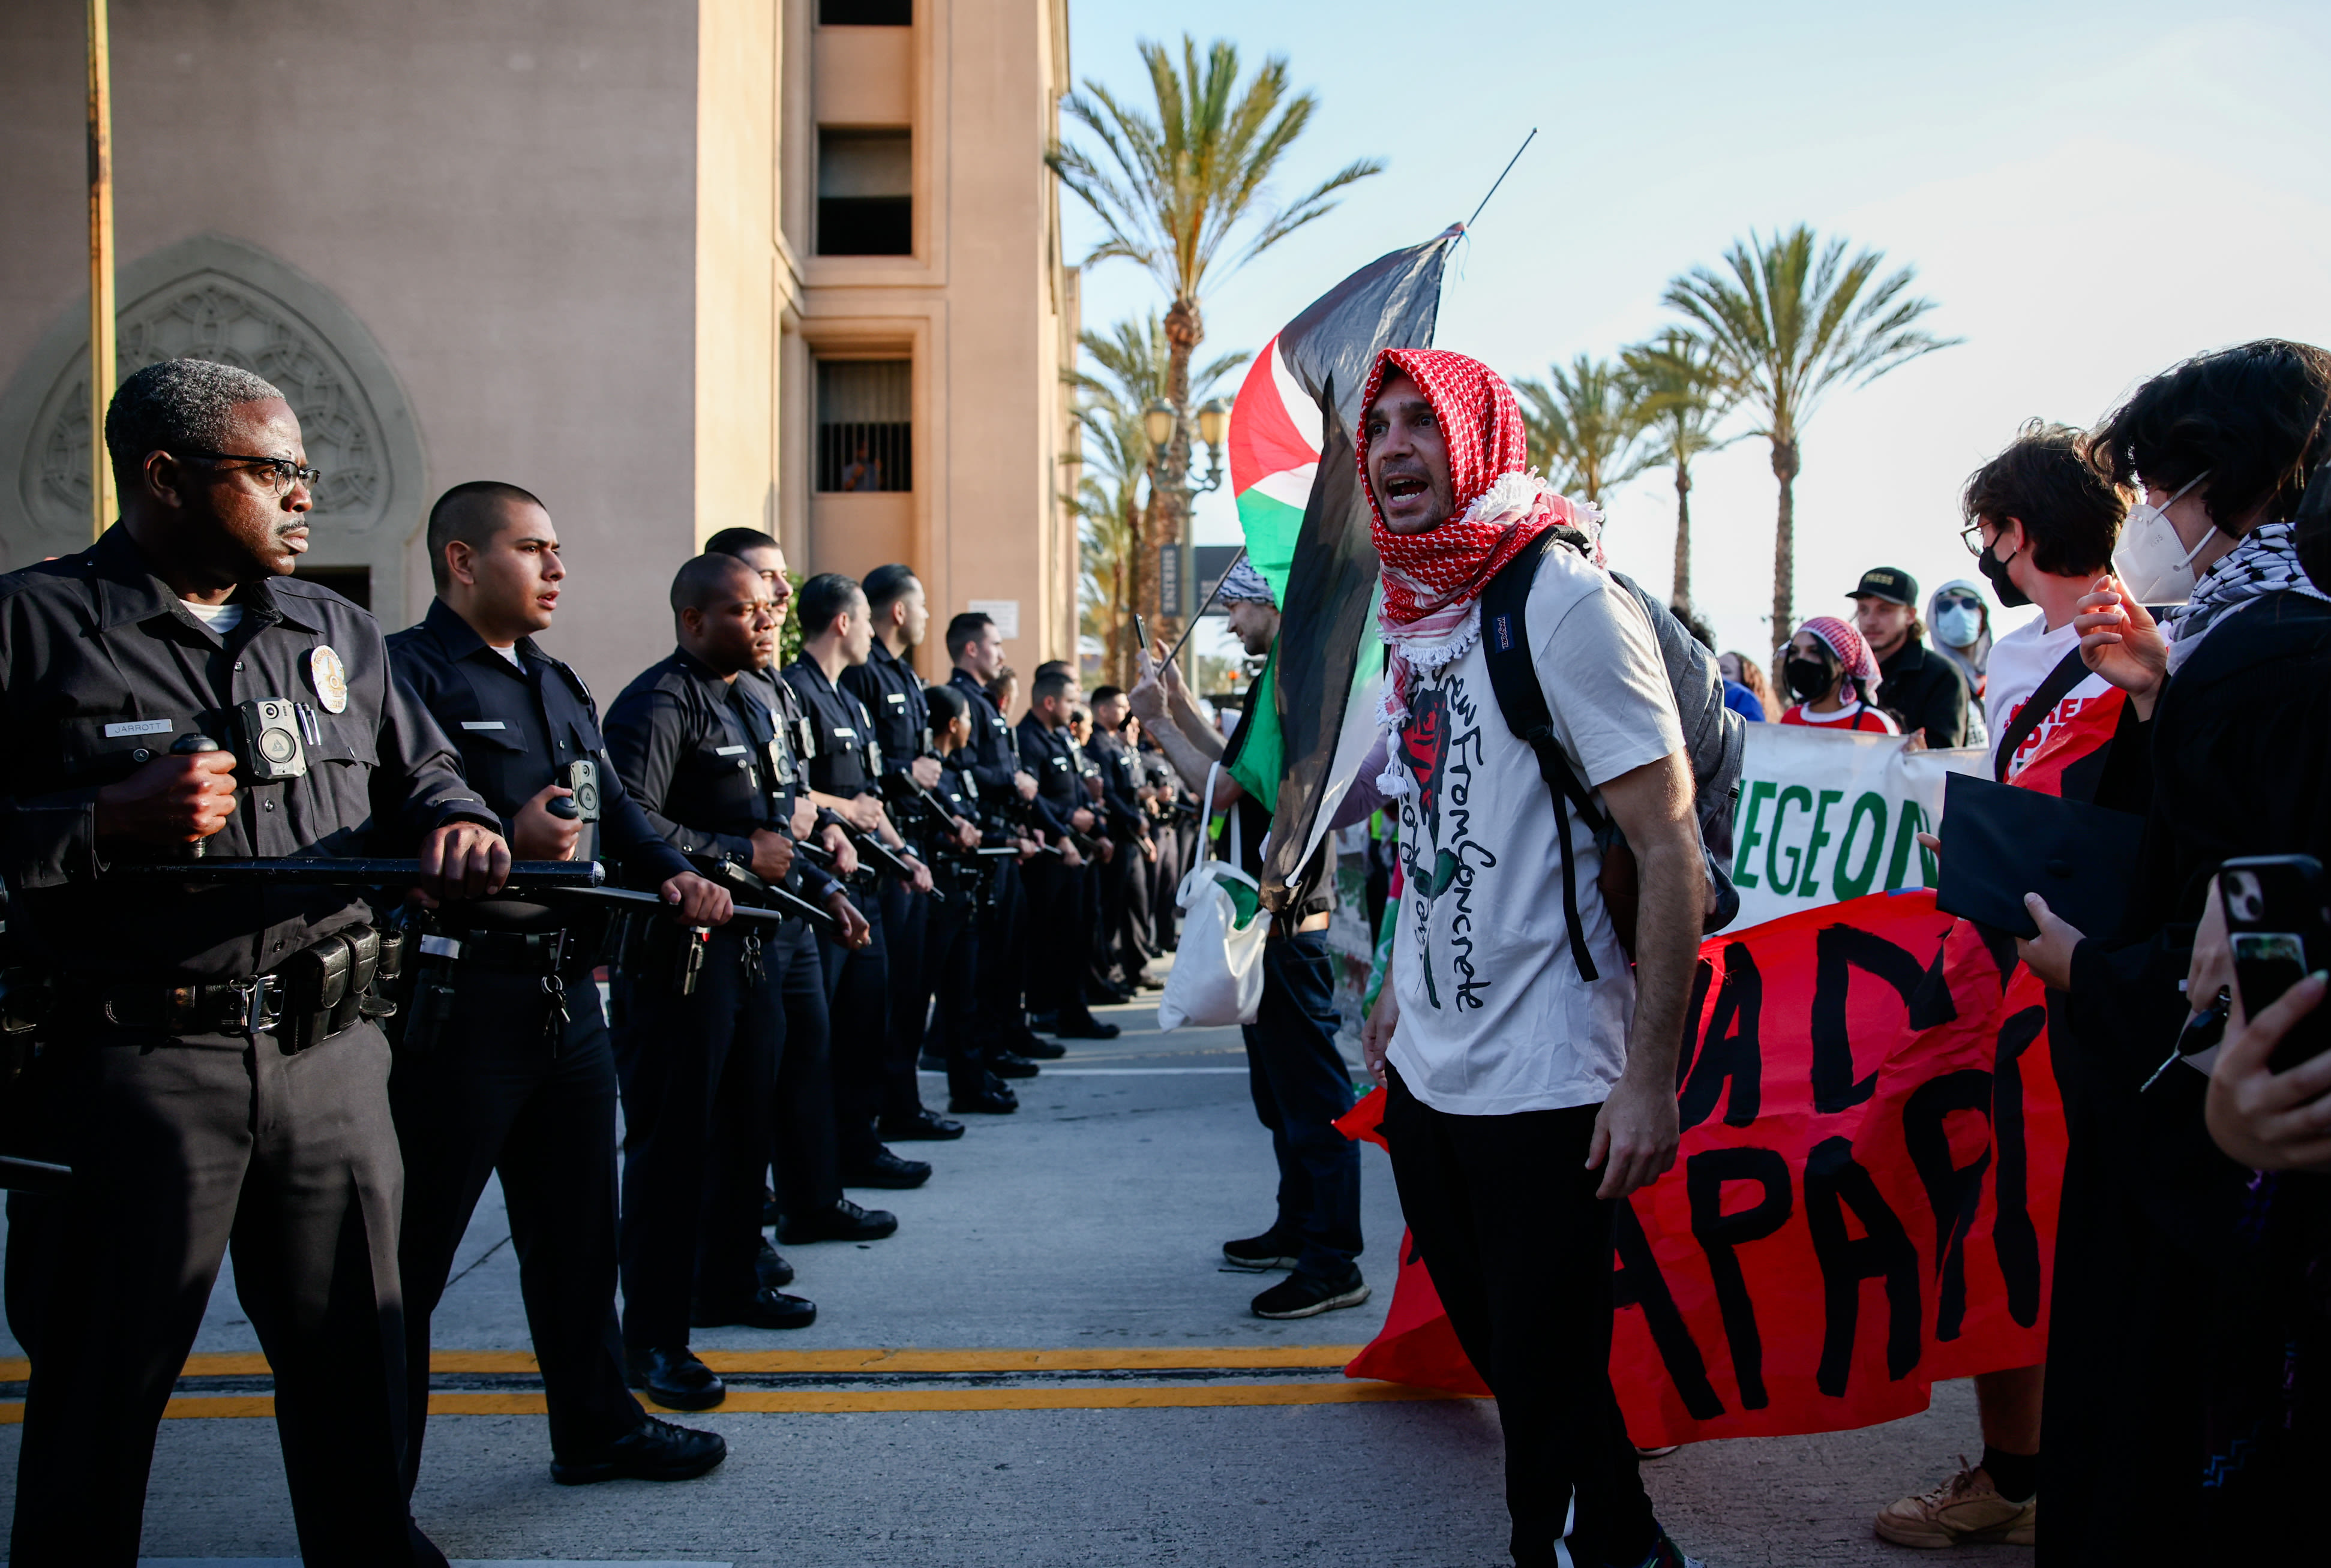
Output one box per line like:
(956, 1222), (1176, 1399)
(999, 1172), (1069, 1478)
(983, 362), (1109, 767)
(307, 645), (350, 714)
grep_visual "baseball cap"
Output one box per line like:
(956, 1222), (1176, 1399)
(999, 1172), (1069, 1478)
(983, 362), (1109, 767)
(1847, 566), (1918, 606)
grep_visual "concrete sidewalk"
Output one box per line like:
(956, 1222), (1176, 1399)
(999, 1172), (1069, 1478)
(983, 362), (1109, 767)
(0, 999), (2024, 1566)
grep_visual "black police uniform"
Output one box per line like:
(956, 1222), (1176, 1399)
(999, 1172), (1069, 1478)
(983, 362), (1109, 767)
(947, 669), (1057, 1045)
(839, 641), (944, 1134)
(0, 526), (491, 1566)
(1089, 725), (1156, 987)
(780, 657), (914, 1172)
(907, 755), (1017, 1107)
(602, 650), (840, 1364)
(385, 598), (692, 1485)
(1015, 711), (1102, 1028)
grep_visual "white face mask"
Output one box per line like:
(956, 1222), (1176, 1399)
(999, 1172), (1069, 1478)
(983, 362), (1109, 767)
(2111, 472), (2215, 605)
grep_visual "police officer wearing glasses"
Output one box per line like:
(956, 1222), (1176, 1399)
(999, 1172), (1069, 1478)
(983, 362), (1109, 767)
(1, 359), (505, 1566)
(386, 482), (731, 1489)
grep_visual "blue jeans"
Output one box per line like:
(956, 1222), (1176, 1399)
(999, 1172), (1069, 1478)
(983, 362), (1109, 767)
(1240, 929), (1362, 1279)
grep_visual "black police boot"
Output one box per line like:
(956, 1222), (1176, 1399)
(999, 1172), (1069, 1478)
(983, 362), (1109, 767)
(880, 1108), (965, 1142)
(625, 1346), (725, 1411)
(778, 1197), (900, 1245)
(1026, 1010), (1058, 1032)
(693, 1287), (817, 1332)
(843, 1146), (932, 1189)
(1087, 980), (1132, 1006)
(988, 1050), (1043, 1079)
(949, 1077), (1019, 1115)
(757, 1234), (795, 1288)
(1011, 1023), (1067, 1059)
(1052, 1011), (1121, 1040)
(551, 1415), (729, 1486)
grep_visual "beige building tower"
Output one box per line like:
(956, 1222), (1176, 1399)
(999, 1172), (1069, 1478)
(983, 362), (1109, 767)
(0, 0), (1080, 696)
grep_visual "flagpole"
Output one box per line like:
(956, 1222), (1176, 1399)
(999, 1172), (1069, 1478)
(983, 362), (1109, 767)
(85, 0), (118, 542)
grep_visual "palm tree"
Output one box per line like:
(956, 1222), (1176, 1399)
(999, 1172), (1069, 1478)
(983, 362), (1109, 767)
(1065, 313), (1246, 686)
(1517, 355), (1660, 507)
(1663, 225), (1958, 643)
(1623, 329), (1742, 614)
(1050, 36), (1381, 632)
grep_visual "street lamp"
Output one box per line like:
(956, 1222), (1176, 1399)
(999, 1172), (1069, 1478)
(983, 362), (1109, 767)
(1143, 395), (1231, 676)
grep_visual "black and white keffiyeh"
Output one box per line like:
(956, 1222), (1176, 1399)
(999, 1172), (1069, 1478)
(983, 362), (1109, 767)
(2161, 521), (2331, 672)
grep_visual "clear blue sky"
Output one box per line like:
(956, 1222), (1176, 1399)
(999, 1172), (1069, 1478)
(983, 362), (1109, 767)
(1060, 0), (2331, 663)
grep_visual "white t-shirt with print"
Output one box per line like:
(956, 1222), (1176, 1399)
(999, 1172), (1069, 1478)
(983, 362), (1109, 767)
(1388, 547), (1685, 1116)
(1982, 614), (2111, 780)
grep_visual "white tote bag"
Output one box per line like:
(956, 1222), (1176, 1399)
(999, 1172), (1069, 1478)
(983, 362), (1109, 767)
(1156, 764), (1268, 1031)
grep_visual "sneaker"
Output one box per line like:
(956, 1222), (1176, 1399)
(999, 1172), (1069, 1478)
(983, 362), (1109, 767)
(1222, 1231), (1300, 1271)
(1874, 1461), (2037, 1548)
(1252, 1269), (1370, 1320)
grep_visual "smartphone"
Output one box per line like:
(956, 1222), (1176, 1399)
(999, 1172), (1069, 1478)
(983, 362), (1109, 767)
(2221, 854), (2331, 1072)
(1133, 613), (1152, 658)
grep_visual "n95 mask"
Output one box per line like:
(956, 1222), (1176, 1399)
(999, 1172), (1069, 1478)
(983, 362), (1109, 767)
(2111, 472), (2213, 605)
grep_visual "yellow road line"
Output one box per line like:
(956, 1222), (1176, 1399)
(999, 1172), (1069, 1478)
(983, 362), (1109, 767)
(0, 1380), (1463, 1423)
(0, 1345), (1364, 1383)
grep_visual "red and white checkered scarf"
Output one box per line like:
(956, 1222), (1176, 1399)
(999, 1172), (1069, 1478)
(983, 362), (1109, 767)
(1359, 347), (1601, 794)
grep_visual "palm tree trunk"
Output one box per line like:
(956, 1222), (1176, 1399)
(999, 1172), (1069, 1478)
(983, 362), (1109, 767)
(1769, 434), (1800, 656)
(1160, 295), (1202, 644)
(1670, 453), (1693, 612)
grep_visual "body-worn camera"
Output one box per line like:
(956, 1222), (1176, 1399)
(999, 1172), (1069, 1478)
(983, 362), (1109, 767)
(558, 759), (601, 822)
(233, 698), (312, 781)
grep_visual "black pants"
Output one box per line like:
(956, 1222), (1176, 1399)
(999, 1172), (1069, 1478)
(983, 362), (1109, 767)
(764, 918), (841, 1218)
(1149, 825), (1183, 951)
(1381, 1069), (1658, 1568)
(391, 965), (640, 1487)
(10, 1022), (438, 1567)
(1103, 836), (1158, 983)
(875, 876), (932, 1123)
(613, 924), (779, 1350)
(974, 858), (1028, 1038)
(915, 882), (984, 1095)
(1019, 858), (1089, 1019)
(1241, 930), (1362, 1278)
(819, 886), (890, 1167)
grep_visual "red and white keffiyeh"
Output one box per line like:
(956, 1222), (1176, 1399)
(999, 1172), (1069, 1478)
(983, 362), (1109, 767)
(1796, 614), (1880, 684)
(1358, 347), (1602, 794)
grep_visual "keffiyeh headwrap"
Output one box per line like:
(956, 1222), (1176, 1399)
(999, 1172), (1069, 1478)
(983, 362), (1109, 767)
(1796, 614), (1880, 684)
(1217, 558), (1276, 606)
(2159, 519), (2331, 672)
(1358, 348), (1602, 795)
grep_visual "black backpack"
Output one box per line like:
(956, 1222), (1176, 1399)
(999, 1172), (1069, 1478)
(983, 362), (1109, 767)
(1478, 528), (1744, 981)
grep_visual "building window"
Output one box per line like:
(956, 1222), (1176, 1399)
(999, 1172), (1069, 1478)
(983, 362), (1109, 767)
(817, 360), (911, 492)
(819, 0), (910, 22)
(817, 129), (912, 256)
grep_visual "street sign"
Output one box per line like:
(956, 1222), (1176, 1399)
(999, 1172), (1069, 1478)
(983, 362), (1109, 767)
(1156, 543), (1181, 618)
(1193, 545), (1242, 616)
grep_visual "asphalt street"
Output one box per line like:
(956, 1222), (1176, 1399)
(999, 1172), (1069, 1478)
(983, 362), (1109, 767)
(0, 996), (2027, 1567)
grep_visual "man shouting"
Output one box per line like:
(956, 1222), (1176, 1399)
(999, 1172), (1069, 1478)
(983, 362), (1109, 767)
(1355, 350), (1710, 1568)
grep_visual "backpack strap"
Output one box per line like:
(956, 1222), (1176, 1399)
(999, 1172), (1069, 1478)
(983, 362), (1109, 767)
(1990, 647), (2090, 782)
(1480, 528), (1605, 983)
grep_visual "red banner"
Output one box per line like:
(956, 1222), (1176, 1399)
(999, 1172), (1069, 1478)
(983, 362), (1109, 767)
(1341, 890), (2065, 1447)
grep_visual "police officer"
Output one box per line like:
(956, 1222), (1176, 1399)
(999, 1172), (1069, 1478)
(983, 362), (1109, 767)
(1087, 686), (1159, 992)
(1017, 669), (1120, 1040)
(782, 574), (938, 1188)
(942, 612), (1063, 1068)
(602, 554), (880, 1414)
(908, 683), (1024, 1113)
(386, 482), (729, 1488)
(1, 360), (505, 1565)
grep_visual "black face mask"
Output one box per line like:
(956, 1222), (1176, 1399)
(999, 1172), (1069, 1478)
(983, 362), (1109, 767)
(1784, 654), (1836, 701)
(1978, 538), (2033, 609)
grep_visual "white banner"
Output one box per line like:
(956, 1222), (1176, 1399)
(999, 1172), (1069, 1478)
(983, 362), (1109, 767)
(1720, 726), (1987, 932)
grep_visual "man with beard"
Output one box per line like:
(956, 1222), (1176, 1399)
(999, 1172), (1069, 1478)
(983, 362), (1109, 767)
(1354, 349), (1709, 1568)
(1130, 561), (1364, 1321)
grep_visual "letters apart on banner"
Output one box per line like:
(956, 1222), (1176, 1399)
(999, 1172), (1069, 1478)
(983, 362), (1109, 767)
(1339, 888), (2063, 1448)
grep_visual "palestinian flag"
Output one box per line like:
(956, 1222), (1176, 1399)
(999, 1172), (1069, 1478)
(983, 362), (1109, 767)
(1222, 227), (1460, 908)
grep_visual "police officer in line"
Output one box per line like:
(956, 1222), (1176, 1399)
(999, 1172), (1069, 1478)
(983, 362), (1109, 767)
(1016, 668), (1121, 1039)
(782, 574), (942, 1188)
(943, 612), (1066, 1067)
(385, 482), (730, 1488)
(842, 564), (977, 1142)
(698, 530), (890, 1252)
(601, 554), (878, 1414)
(1, 360), (506, 1565)
(908, 682), (1028, 1113)
(1086, 685), (1160, 993)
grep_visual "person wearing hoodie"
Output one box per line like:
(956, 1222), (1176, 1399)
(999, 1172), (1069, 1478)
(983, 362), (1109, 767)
(1925, 579), (1992, 751)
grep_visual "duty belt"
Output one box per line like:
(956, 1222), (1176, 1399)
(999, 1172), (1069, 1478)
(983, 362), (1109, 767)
(425, 926), (586, 978)
(80, 974), (286, 1038)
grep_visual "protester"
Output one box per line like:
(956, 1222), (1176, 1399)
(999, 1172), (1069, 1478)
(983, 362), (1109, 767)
(1714, 650), (1771, 722)
(1349, 347), (1709, 1568)
(1776, 615), (1899, 733)
(1849, 566), (1969, 746)
(1925, 578), (1992, 750)
(2015, 338), (2331, 1561)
